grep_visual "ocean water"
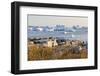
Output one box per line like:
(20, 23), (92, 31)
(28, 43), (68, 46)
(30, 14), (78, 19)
(28, 31), (88, 42)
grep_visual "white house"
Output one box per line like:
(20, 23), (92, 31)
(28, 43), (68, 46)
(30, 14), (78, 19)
(47, 39), (58, 47)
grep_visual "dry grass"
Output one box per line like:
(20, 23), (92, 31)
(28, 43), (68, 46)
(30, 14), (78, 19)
(28, 45), (88, 61)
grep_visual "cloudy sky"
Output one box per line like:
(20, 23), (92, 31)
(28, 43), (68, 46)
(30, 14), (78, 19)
(28, 14), (88, 27)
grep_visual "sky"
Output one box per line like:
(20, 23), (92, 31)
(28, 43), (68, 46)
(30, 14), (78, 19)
(28, 14), (88, 27)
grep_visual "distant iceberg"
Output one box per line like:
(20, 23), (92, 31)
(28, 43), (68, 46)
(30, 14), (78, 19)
(28, 25), (88, 42)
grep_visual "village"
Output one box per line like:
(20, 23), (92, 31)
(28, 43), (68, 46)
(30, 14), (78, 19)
(28, 37), (88, 60)
(28, 37), (87, 49)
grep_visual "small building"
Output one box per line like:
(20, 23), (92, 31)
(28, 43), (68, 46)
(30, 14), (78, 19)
(65, 40), (71, 46)
(47, 39), (58, 47)
(71, 40), (83, 46)
(56, 39), (66, 46)
(53, 39), (58, 46)
(28, 41), (34, 45)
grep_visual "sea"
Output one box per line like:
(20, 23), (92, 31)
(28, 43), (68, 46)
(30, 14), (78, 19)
(28, 31), (88, 42)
